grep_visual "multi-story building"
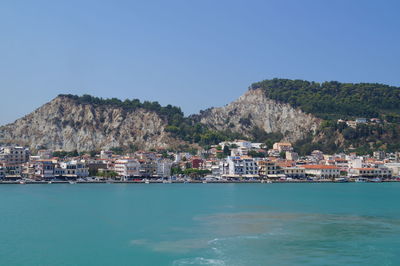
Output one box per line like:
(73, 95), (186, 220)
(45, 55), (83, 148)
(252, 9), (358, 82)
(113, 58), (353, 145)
(226, 156), (258, 177)
(3, 164), (23, 178)
(219, 160), (229, 176)
(54, 167), (65, 177)
(87, 159), (109, 176)
(114, 158), (140, 178)
(204, 159), (221, 176)
(385, 163), (400, 177)
(190, 157), (204, 169)
(0, 146), (30, 165)
(257, 160), (279, 178)
(156, 160), (172, 177)
(302, 165), (340, 179)
(230, 147), (248, 156)
(273, 142), (293, 153)
(33, 160), (55, 180)
(138, 160), (157, 177)
(60, 160), (89, 178)
(348, 168), (392, 179)
(373, 151), (386, 160)
(281, 167), (306, 179)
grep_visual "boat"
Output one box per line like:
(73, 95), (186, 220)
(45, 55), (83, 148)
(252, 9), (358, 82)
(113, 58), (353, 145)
(202, 181), (207, 184)
(144, 179), (150, 184)
(69, 181), (77, 184)
(354, 177), (367, 183)
(370, 177), (382, 183)
(19, 180), (26, 184)
(335, 177), (348, 183)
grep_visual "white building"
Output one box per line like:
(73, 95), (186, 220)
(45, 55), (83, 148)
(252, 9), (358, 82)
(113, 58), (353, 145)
(273, 143), (293, 153)
(385, 163), (400, 177)
(219, 160), (229, 176)
(302, 165), (340, 179)
(349, 167), (392, 179)
(0, 146), (30, 165)
(226, 156), (258, 176)
(60, 160), (89, 178)
(33, 160), (55, 179)
(282, 167), (306, 179)
(114, 158), (140, 178)
(230, 147), (248, 156)
(100, 150), (113, 159)
(156, 160), (172, 177)
(348, 158), (368, 169)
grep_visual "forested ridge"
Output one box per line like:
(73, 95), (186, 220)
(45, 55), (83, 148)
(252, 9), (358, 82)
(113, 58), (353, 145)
(249, 79), (400, 154)
(251, 78), (400, 122)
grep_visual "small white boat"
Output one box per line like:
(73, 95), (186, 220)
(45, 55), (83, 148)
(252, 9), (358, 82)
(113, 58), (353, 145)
(19, 180), (26, 184)
(69, 181), (77, 184)
(355, 178), (367, 183)
(370, 178), (382, 183)
(144, 179), (150, 184)
(202, 181), (207, 184)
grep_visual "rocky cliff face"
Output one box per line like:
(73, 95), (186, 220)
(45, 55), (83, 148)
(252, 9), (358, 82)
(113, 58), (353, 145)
(0, 96), (182, 151)
(0, 89), (321, 151)
(194, 88), (321, 142)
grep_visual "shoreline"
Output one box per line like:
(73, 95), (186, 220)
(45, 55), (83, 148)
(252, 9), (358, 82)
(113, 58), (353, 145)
(0, 180), (398, 185)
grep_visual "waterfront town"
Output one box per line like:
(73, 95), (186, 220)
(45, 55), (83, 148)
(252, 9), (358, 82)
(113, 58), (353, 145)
(0, 140), (399, 184)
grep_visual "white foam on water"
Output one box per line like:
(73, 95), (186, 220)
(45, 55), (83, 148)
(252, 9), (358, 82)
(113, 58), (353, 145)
(173, 257), (226, 266)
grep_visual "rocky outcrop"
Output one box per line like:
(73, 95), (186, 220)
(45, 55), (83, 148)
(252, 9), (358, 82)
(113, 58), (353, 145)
(0, 88), (322, 151)
(0, 96), (182, 151)
(193, 88), (321, 142)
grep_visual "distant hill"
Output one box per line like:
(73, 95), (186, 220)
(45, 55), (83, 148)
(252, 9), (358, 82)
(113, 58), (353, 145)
(0, 95), (187, 152)
(0, 79), (399, 155)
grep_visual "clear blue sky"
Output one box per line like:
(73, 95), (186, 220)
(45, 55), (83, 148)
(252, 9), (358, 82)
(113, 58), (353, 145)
(1, 0), (399, 125)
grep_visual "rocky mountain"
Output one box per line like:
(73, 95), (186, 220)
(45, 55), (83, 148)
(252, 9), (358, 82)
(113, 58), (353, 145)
(0, 95), (183, 151)
(1, 78), (398, 154)
(193, 88), (321, 142)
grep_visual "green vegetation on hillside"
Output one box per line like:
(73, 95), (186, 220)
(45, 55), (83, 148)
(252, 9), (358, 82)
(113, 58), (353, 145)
(251, 78), (400, 121)
(251, 79), (400, 154)
(293, 120), (400, 155)
(60, 94), (184, 123)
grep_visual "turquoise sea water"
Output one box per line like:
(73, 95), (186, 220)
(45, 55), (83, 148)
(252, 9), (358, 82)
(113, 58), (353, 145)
(1, 183), (400, 266)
